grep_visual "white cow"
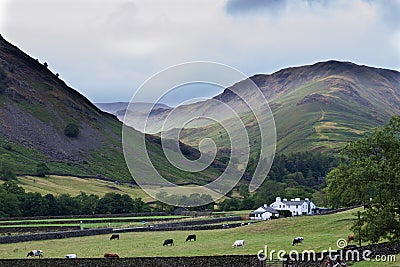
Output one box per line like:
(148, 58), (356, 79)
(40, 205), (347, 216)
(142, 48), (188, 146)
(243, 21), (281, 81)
(27, 250), (43, 258)
(232, 240), (245, 248)
(66, 254), (77, 259)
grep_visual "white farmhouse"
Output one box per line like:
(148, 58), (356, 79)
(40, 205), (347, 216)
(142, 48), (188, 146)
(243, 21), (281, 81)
(249, 205), (279, 220)
(270, 197), (316, 216)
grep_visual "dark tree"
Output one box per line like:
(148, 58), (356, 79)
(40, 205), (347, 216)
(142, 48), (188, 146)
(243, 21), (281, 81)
(36, 163), (50, 177)
(64, 123), (80, 138)
(0, 154), (16, 181)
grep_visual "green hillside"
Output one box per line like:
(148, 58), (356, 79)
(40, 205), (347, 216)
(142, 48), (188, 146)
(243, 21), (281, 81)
(0, 34), (222, 185)
(161, 62), (399, 154)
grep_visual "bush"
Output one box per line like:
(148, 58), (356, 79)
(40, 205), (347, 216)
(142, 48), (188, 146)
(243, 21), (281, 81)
(36, 163), (50, 177)
(64, 123), (80, 137)
(0, 154), (16, 181)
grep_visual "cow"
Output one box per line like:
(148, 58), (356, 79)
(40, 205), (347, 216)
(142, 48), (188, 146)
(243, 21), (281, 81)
(104, 253), (119, 258)
(185, 234), (196, 242)
(110, 234), (120, 240)
(292, 237), (304, 246)
(65, 254), (77, 259)
(163, 239), (174, 246)
(347, 234), (355, 243)
(232, 240), (245, 248)
(27, 250), (43, 258)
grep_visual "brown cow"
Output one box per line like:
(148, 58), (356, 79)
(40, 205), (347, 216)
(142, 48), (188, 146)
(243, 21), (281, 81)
(347, 234), (355, 243)
(104, 253), (119, 258)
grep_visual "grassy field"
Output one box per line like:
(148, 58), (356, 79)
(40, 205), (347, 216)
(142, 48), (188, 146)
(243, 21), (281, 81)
(5, 175), (153, 202)
(0, 208), (398, 266)
(0, 209), (366, 256)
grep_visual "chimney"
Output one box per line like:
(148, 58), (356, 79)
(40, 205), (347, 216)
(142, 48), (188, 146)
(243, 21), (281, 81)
(283, 198), (287, 202)
(295, 198), (300, 201)
(305, 198), (309, 201)
(276, 197), (281, 202)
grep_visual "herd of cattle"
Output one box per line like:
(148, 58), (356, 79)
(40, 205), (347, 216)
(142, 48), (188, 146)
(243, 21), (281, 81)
(26, 233), (318, 259)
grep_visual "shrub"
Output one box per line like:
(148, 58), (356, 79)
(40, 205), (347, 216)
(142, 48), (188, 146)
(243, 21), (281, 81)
(0, 154), (16, 181)
(36, 163), (50, 177)
(64, 123), (80, 137)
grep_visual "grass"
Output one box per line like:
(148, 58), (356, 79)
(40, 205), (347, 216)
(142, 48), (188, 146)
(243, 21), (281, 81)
(0, 208), (398, 266)
(0, 208), (368, 258)
(351, 257), (399, 266)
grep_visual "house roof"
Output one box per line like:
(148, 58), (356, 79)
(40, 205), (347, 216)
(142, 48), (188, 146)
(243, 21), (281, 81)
(282, 200), (306, 206)
(251, 205), (279, 214)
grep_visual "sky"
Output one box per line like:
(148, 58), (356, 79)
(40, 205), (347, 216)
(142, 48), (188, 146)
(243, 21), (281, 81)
(1, 0), (399, 105)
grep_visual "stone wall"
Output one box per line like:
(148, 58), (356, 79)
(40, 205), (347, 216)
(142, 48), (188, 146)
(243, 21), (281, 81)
(0, 228), (112, 244)
(0, 226), (79, 234)
(0, 212), (167, 222)
(0, 255), (277, 267)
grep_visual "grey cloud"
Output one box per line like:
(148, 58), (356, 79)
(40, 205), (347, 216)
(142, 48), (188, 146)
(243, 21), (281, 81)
(372, 0), (400, 28)
(226, 0), (287, 15)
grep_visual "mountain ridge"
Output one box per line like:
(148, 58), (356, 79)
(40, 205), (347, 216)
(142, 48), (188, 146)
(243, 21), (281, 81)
(123, 60), (400, 154)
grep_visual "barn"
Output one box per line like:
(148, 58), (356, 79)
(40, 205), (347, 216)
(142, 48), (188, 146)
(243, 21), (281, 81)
(249, 205), (279, 220)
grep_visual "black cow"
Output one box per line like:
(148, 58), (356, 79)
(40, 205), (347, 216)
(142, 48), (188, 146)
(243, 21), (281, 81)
(110, 234), (120, 240)
(292, 237), (304, 246)
(163, 238), (174, 246)
(27, 250), (43, 258)
(185, 234), (196, 242)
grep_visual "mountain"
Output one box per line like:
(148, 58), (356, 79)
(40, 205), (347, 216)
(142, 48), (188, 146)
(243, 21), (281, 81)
(123, 60), (400, 154)
(95, 102), (170, 121)
(0, 34), (222, 185)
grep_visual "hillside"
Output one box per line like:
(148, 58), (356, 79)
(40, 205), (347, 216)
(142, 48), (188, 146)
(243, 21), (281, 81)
(0, 34), (222, 185)
(125, 61), (400, 154)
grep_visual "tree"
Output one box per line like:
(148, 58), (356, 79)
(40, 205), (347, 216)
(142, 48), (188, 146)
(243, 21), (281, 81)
(0, 154), (16, 181)
(76, 192), (99, 215)
(57, 194), (81, 215)
(64, 123), (80, 137)
(326, 116), (400, 243)
(238, 184), (250, 199)
(20, 192), (49, 216)
(36, 163), (50, 177)
(253, 179), (286, 208)
(0, 189), (21, 217)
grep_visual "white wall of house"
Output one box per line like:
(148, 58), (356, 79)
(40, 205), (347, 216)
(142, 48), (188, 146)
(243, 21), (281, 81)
(270, 197), (316, 216)
(250, 205), (279, 220)
(250, 211), (275, 220)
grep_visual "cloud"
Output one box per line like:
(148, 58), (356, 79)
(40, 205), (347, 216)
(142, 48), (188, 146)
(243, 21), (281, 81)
(226, 0), (287, 15)
(0, 0), (399, 104)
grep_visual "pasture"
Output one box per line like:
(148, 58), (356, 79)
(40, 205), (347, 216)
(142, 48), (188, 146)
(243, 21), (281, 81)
(11, 175), (152, 201)
(0, 215), (191, 234)
(0, 208), (361, 259)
